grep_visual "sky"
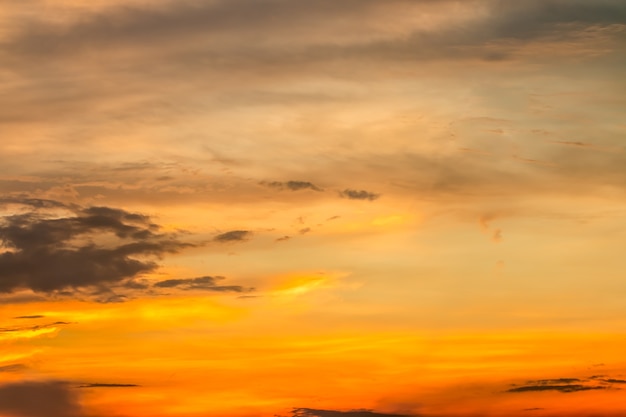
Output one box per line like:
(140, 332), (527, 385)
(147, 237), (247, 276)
(1, 1), (626, 416)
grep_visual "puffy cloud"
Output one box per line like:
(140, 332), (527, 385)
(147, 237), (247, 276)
(0, 199), (192, 294)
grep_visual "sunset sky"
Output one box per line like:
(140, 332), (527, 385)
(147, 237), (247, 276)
(1, 1), (626, 416)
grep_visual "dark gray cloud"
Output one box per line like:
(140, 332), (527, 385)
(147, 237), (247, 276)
(339, 189), (380, 201)
(527, 378), (581, 384)
(506, 376), (625, 394)
(153, 275), (252, 292)
(603, 378), (626, 384)
(263, 181), (323, 192)
(213, 230), (252, 242)
(78, 383), (139, 388)
(507, 384), (606, 393)
(0, 380), (83, 417)
(292, 408), (413, 417)
(13, 315), (45, 319)
(0, 200), (192, 295)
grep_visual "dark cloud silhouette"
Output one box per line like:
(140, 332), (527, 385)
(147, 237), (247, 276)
(13, 315), (45, 319)
(275, 235), (291, 242)
(0, 0), (624, 133)
(506, 375), (626, 394)
(604, 379), (626, 384)
(153, 275), (251, 292)
(263, 181), (323, 192)
(339, 189), (380, 201)
(0, 364), (27, 373)
(508, 384), (606, 393)
(78, 383), (139, 388)
(0, 321), (72, 334)
(0, 200), (192, 295)
(292, 408), (413, 417)
(214, 230), (252, 242)
(0, 380), (83, 417)
(520, 378), (582, 385)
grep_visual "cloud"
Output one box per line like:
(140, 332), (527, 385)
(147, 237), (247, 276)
(506, 376), (622, 394)
(0, 364), (27, 373)
(507, 384), (606, 393)
(275, 235), (291, 242)
(153, 275), (252, 292)
(213, 230), (252, 242)
(13, 315), (45, 319)
(0, 321), (72, 334)
(0, 380), (83, 417)
(263, 181), (323, 192)
(292, 408), (413, 417)
(0, 0), (624, 135)
(339, 189), (380, 201)
(0, 200), (192, 295)
(78, 383), (139, 388)
(603, 379), (626, 384)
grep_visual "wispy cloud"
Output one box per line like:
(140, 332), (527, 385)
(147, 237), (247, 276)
(292, 408), (414, 417)
(153, 276), (252, 293)
(507, 376), (623, 394)
(339, 189), (380, 201)
(78, 383), (139, 388)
